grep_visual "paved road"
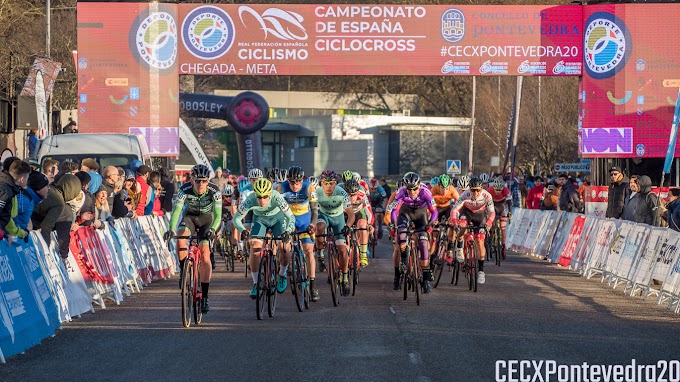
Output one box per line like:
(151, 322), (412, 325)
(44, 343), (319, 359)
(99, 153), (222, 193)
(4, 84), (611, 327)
(1, 238), (679, 382)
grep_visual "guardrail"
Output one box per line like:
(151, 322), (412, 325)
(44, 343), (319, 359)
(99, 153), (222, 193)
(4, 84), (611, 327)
(508, 208), (680, 314)
(0, 215), (175, 363)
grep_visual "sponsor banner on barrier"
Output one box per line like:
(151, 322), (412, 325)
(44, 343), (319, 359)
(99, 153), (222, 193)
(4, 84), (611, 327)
(616, 223), (649, 283)
(548, 212), (574, 263)
(585, 185), (608, 217)
(632, 228), (668, 289)
(557, 215), (586, 267)
(30, 232), (71, 322)
(570, 215), (599, 271)
(652, 232), (680, 286)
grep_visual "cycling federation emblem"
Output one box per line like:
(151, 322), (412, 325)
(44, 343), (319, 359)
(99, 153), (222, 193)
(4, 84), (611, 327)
(584, 12), (631, 80)
(129, 6), (177, 73)
(441, 9), (464, 43)
(182, 6), (235, 60)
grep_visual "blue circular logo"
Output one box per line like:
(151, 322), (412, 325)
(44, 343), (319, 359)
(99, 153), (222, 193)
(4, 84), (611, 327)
(182, 6), (235, 60)
(636, 143), (645, 157)
(128, 4), (178, 74)
(584, 12), (631, 80)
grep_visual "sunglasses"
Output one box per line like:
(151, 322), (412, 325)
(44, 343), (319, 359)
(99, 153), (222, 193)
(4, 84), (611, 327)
(193, 179), (209, 184)
(470, 188), (482, 193)
(407, 187), (419, 191)
(256, 195), (270, 199)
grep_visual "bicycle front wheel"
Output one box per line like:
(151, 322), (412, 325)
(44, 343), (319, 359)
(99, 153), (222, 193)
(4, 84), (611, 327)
(256, 255), (268, 320)
(434, 245), (446, 288)
(181, 260), (193, 328)
(328, 247), (340, 307)
(267, 253), (278, 317)
(292, 247), (304, 312)
(193, 262), (203, 325)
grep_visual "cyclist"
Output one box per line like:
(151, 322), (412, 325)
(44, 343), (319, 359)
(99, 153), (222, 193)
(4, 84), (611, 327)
(430, 174), (459, 263)
(487, 177), (510, 260)
(427, 176), (438, 190)
(343, 179), (373, 267)
(308, 176), (319, 189)
(166, 164), (222, 314)
(390, 172), (438, 294)
(275, 168), (288, 187)
(220, 183), (241, 258)
(450, 177), (495, 285)
(384, 179), (405, 289)
(233, 178), (296, 298)
(266, 168), (278, 183)
(315, 170), (356, 296)
(457, 175), (471, 194)
(341, 170), (369, 193)
(368, 179), (387, 239)
(276, 166), (320, 302)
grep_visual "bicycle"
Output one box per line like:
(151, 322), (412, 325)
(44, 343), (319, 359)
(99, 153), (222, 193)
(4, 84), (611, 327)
(348, 227), (369, 296)
(398, 222), (425, 306)
(431, 221), (457, 288)
(290, 229), (312, 312)
(242, 231), (251, 279)
(488, 219), (503, 267)
(253, 228), (286, 320)
(453, 225), (485, 292)
(167, 234), (203, 328)
(219, 217), (236, 272)
(315, 227), (342, 306)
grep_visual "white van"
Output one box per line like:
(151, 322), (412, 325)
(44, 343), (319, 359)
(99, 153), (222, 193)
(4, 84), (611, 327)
(37, 133), (151, 170)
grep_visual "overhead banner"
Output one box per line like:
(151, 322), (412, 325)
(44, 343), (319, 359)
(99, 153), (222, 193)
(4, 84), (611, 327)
(581, 4), (680, 158)
(177, 4), (582, 76)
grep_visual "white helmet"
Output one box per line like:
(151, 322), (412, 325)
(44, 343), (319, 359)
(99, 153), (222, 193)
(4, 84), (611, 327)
(308, 176), (319, 188)
(248, 168), (263, 179)
(492, 178), (505, 191)
(276, 168), (288, 183)
(222, 183), (234, 196)
(352, 172), (362, 182)
(457, 175), (470, 190)
(479, 172), (490, 183)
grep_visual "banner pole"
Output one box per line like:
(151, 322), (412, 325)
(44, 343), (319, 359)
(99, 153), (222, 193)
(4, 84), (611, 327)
(468, 76), (476, 174)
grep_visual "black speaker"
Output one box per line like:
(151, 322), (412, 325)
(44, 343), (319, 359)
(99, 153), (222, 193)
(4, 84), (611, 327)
(16, 95), (38, 130)
(0, 100), (9, 133)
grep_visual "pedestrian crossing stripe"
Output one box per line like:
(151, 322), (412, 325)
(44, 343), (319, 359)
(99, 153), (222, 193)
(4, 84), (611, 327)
(446, 160), (461, 174)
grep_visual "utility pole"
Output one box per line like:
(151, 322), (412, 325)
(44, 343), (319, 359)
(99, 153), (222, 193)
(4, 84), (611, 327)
(46, 0), (52, 137)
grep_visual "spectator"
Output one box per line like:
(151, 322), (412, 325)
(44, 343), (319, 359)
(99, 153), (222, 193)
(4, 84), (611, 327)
(158, 167), (175, 214)
(210, 167), (222, 186)
(144, 171), (163, 216)
(135, 165), (152, 217)
(32, 173), (81, 257)
(54, 161), (79, 184)
(380, 178), (391, 196)
(95, 189), (114, 226)
(606, 166), (629, 219)
(578, 175), (591, 211)
(14, 171), (46, 231)
(541, 183), (559, 211)
(27, 129), (40, 159)
(506, 175), (521, 209)
(525, 175), (535, 190)
(623, 175), (659, 226)
(518, 175), (529, 208)
(74, 171), (97, 227)
(62, 120), (77, 134)
(123, 170), (141, 217)
(130, 159), (143, 173)
(557, 174), (581, 213)
(666, 188), (680, 231)
(526, 176), (545, 209)
(100, 165), (120, 211)
(0, 160), (31, 240)
(111, 173), (133, 219)
(42, 159), (59, 184)
(81, 158), (103, 195)
(2, 156), (20, 172)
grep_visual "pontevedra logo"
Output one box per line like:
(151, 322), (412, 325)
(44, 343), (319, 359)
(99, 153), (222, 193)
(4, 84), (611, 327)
(238, 6), (308, 41)
(583, 12), (631, 80)
(182, 6), (235, 60)
(128, 5), (178, 73)
(581, 128), (633, 154)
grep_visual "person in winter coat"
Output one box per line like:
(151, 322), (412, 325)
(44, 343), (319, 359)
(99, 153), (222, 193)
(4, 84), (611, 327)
(666, 188), (680, 231)
(541, 183), (560, 210)
(0, 159), (31, 239)
(606, 166), (629, 219)
(31, 173), (81, 257)
(557, 174), (582, 213)
(623, 175), (660, 226)
(158, 167), (175, 214)
(14, 171), (48, 231)
(526, 177), (545, 209)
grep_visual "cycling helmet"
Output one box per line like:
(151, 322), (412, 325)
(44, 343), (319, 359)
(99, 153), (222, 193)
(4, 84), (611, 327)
(479, 172), (490, 183)
(341, 170), (354, 183)
(343, 179), (361, 194)
(352, 172), (362, 182)
(237, 175), (247, 183)
(253, 178), (273, 198)
(320, 170), (338, 182)
(248, 168), (263, 179)
(287, 166), (304, 181)
(266, 168), (277, 182)
(469, 177), (484, 189)
(222, 184), (234, 196)
(403, 172), (421, 190)
(457, 175), (470, 189)
(430, 176), (439, 187)
(438, 174), (451, 188)
(238, 179), (250, 192)
(191, 164), (211, 179)
(276, 168), (288, 183)
(308, 176), (319, 188)
(493, 177), (505, 191)
(369, 178), (379, 188)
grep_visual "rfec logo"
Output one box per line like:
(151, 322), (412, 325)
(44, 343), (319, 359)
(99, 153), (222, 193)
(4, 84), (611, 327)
(182, 6), (235, 60)
(128, 5), (178, 73)
(584, 12), (631, 80)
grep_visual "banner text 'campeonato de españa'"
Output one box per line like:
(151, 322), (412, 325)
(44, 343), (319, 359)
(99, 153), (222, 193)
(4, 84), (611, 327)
(177, 4), (583, 76)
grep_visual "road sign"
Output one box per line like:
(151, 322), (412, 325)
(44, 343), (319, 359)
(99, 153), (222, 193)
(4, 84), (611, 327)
(553, 162), (590, 173)
(446, 160), (461, 175)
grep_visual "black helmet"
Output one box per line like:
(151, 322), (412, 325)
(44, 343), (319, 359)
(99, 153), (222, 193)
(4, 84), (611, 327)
(191, 164), (211, 179)
(403, 172), (420, 190)
(287, 166), (304, 181)
(343, 179), (361, 194)
(266, 168), (277, 182)
(469, 177), (484, 189)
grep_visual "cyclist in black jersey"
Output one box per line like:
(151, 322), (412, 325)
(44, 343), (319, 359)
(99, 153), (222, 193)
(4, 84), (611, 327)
(166, 164), (222, 314)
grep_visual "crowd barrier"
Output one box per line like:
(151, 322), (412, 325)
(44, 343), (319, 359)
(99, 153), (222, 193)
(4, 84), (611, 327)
(0, 215), (176, 363)
(508, 208), (680, 314)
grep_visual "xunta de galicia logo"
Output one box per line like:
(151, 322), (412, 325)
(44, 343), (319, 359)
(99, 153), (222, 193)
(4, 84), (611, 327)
(128, 4), (178, 73)
(182, 6), (235, 60)
(584, 12), (631, 80)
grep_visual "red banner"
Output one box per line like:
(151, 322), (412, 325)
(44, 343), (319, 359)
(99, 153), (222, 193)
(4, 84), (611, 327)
(558, 215), (587, 267)
(581, 5), (680, 158)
